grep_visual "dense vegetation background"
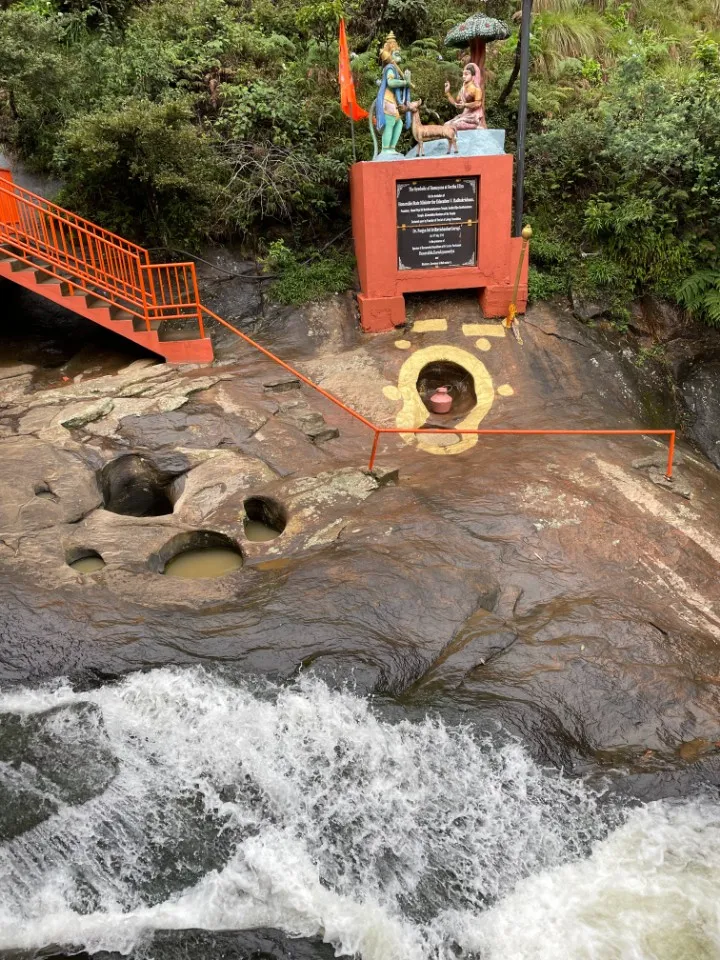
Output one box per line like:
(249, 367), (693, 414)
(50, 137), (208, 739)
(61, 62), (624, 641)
(1, 0), (719, 320)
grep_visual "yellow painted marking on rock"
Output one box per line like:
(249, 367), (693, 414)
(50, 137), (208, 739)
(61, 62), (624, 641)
(475, 338), (491, 352)
(462, 324), (506, 338)
(395, 340), (412, 350)
(412, 318), (448, 333)
(394, 344), (495, 456)
(497, 384), (514, 397)
(383, 385), (401, 401)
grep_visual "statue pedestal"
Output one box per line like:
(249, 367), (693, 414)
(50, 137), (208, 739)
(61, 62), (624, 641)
(350, 150), (528, 333)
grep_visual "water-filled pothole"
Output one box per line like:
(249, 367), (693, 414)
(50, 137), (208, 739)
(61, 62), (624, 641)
(243, 496), (287, 542)
(67, 548), (106, 574)
(154, 531), (244, 580)
(416, 361), (477, 418)
(100, 455), (175, 517)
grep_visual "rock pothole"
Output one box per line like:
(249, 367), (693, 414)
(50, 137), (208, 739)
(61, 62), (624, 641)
(100, 454), (177, 518)
(151, 530), (244, 580)
(66, 547), (106, 574)
(243, 496), (287, 542)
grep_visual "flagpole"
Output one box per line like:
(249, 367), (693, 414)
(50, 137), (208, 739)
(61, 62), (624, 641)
(338, 18), (366, 164)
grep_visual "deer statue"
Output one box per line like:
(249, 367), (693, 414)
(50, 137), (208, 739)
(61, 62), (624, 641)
(405, 100), (459, 156)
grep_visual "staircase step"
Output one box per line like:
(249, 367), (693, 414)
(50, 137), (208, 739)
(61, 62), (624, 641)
(34, 270), (65, 285)
(8, 259), (34, 273)
(85, 295), (112, 311)
(133, 321), (162, 334)
(158, 327), (202, 343)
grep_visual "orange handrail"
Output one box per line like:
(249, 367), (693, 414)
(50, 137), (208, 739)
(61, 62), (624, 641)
(200, 306), (677, 479)
(0, 175), (205, 339)
(0, 176), (149, 259)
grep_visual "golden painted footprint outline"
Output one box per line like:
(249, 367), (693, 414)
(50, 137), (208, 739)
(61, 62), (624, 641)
(382, 320), (515, 457)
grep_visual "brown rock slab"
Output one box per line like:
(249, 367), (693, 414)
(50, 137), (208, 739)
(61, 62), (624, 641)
(264, 375), (301, 394)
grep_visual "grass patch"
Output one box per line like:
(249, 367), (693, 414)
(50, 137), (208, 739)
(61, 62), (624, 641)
(265, 240), (356, 306)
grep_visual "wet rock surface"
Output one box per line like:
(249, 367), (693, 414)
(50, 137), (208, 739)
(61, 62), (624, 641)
(0, 701), (117, 840)
(680, 359), (720, 469)
(1, 286), (720, 791)
(30, 928), (338, 960)
(111, 929), (336, 960)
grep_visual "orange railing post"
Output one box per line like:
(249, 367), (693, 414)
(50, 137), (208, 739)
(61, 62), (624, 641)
(190, 263), (205, 339)
(138, 263), (152, 334)
(666, 430), (676, 480)
(368, 430), (381, 471)
(0, 169), (19, 231)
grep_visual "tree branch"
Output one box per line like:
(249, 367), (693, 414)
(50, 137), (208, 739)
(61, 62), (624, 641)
(498, 33), (523, 107)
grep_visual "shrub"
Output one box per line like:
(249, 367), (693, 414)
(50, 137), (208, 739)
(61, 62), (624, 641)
(55, 99), (224, 246)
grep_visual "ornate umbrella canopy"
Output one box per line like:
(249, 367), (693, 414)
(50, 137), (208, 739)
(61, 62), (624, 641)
(445, 14), (511, 49)
(444, 13), (511, 96)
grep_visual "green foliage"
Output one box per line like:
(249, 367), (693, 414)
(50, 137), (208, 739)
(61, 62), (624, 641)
(633, 342), (667, 367)
(0, 10), (106, 166)
(528, 267), (567, 301)
(678, 270), (720, 327)
(1, 0), (720, 325)
(384, 0), (430, 42)
(56, 99), (224, 246)
(527, 46), (720, 312)
(264, 240), (356, 304)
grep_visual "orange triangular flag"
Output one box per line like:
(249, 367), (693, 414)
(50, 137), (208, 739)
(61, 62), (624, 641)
(339, 19), (368, 122)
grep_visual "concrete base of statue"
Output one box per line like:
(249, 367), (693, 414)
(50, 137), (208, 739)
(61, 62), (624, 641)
(405, 129), (506, 160)
(350, 149), (529, 333)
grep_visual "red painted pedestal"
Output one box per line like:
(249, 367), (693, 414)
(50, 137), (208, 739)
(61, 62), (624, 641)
(351, 154), (528, 333)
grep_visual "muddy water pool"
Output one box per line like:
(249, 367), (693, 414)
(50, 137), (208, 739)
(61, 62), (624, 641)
(163, 548), (244, 579)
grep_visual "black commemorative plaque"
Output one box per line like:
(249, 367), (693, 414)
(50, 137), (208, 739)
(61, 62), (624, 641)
(396, 177), (478, 271)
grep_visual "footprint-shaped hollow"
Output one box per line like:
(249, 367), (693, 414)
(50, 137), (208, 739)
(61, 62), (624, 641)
(393, 345), (495, 455)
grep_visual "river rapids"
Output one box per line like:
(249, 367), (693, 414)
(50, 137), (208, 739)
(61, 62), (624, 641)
(1, 668), (719, 960)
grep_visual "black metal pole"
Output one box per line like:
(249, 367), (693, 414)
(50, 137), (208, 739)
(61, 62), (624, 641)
(513, 0), (533, 236)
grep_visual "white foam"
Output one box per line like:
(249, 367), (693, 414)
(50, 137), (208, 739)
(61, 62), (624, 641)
(1, 668), (718, 959)
(450, 801), (720, 959)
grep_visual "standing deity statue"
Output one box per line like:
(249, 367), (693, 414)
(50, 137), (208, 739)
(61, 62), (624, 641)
(371, 33), (412, 157)
(444, 63), (485, 130)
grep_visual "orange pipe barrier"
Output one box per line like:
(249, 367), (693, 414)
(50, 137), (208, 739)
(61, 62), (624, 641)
(201, 308), (676, 481)
(369, 428), (676, 476)
(201, 307), (378, 431)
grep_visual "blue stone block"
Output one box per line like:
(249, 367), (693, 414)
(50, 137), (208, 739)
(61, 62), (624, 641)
(405, 129), (506, 160)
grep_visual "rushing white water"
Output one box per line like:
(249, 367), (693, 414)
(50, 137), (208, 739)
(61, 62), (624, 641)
(0, 668), (718, 959)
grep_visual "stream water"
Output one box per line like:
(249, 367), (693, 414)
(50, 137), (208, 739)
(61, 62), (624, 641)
(1, 669), (719, 960)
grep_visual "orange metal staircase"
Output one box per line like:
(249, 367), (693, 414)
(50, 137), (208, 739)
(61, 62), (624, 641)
(0, 169), (213, 363)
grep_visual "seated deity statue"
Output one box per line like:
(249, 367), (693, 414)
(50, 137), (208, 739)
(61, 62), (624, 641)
(444, 63), (485, 130)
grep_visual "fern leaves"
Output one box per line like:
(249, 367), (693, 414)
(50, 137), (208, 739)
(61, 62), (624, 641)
(678, 270), (720, 327)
